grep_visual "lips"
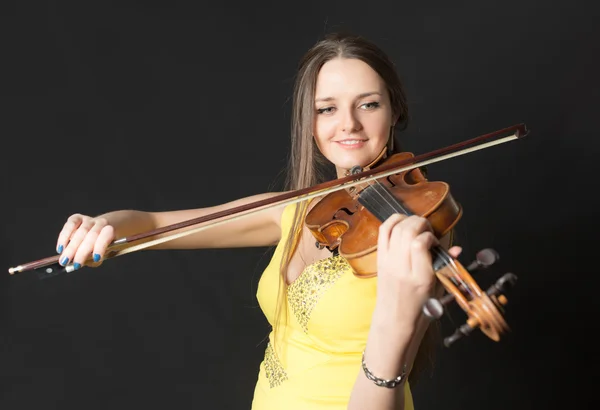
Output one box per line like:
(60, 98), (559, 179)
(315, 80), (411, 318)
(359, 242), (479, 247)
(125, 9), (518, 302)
(335, 139), (367, 145)
(334, 139), (367, 149)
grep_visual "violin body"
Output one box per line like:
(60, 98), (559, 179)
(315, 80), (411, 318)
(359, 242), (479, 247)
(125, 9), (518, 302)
(305, 152), (463, 278)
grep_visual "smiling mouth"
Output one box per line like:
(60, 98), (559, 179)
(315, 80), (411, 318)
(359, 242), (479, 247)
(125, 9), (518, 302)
(336, 139), (367, 146)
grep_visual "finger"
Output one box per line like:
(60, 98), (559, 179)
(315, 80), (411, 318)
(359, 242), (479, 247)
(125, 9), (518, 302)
(56, 214), (85, 253)
(388, 216), (412, 273)
(448, 246), (462, 259)
(390, 216), (431, 272)
(91, 224), (115, 264)
(72, 219), (109, 268)
(410, 231), (438, 281)
(394, 216), (432, 248)
(59, 218), (95, 266)
(378, 213), (406, 253)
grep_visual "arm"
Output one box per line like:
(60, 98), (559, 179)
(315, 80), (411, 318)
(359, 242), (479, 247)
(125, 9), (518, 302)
(348, 226), (456, 410)
(127, 192), (285, 249)
(56, 192), (286, 268)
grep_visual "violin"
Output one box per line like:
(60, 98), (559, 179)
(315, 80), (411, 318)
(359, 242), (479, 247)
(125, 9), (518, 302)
(306, 151), (514, 346)
(8, 123), (529, 347)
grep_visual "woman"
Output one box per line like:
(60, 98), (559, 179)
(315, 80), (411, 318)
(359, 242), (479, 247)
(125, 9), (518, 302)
(54, 33), (460, 409)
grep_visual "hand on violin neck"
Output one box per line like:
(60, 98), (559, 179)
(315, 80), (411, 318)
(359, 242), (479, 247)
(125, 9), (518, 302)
(373, 214), (460, 327)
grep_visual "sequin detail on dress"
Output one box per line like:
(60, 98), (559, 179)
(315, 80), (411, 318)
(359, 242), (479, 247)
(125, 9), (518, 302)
(264, 342), (288, 388)
(288, 255), (349, 333)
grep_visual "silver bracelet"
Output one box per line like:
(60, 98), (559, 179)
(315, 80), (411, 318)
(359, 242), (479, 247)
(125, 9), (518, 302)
(361, 350), (408, 388)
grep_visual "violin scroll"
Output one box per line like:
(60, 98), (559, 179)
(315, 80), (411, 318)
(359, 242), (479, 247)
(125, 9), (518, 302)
(422, 248), (518, 347)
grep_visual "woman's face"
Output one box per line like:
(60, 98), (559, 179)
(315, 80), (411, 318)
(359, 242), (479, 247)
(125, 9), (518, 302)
(313, 57), (395, 178)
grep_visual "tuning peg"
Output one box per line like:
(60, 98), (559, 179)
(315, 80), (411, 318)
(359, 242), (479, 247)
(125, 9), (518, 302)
(485, 272), (517, 307)
(422, 298), (444, 319)
(444, 322), (475, 347)
(422, 292), (456, 319)
(489, 272), (517, 293)
(466, 248), (500, 272)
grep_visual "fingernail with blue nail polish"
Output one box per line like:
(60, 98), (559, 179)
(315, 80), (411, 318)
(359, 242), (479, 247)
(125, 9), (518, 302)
(93, 254), (101, 262)
(74, 263), (81, 270)
(60, 256), (69, 266)
(57, 245), (63, 254)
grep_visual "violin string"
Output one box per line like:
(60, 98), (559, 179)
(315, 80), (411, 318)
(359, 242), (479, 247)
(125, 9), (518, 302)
(356, 175), (473, 299)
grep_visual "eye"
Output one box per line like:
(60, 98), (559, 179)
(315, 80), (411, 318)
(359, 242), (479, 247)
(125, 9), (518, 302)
(360, 101), (380, 110)
(316, 107), (336, 114)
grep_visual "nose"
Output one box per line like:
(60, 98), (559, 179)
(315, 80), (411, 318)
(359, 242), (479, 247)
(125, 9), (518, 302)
(340, 108), (361, 134)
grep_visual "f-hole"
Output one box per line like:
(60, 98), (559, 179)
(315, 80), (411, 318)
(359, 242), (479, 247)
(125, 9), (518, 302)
(333, 207), (356, 219)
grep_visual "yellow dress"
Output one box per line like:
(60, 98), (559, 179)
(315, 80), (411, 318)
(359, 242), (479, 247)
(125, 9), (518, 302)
(252, 202), (413, 409)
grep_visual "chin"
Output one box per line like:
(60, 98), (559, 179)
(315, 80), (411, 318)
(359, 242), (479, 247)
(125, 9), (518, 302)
(338, 153), (379, 170)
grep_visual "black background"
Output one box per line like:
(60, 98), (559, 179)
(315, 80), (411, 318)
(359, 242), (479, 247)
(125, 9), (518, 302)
(2, 1), (599, 409)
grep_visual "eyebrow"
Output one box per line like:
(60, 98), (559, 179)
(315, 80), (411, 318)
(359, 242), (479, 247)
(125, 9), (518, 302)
(314, 91), (382, 103)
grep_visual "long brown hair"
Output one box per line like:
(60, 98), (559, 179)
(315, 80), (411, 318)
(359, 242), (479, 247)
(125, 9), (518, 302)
(274, 32), (438, 386)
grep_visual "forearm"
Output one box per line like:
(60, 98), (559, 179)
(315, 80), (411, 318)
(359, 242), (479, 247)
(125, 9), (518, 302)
(96, 210), (157, 241)
(348, 310), (431, 410)
(94, 192), (283, 250)
(348, 219), (456, 409)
